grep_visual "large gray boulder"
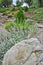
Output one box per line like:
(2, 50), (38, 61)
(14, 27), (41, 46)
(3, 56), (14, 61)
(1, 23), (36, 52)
(3, 38), (43, 65)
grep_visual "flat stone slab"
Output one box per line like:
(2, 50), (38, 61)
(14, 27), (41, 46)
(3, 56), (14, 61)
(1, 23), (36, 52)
(36, 23), (43, 28)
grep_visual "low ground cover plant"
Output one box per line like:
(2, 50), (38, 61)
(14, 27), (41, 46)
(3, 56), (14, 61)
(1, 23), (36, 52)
(31, 8), (43, 22)
(0, 8), (9, 13)
(4, 21), (14, 31)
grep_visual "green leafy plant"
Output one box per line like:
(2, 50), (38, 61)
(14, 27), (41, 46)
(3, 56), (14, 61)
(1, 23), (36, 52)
(16, 7), (25, 23)
(31, 8), (43, 21)
(0, 8), (9, 13)
(4, 21), (14, 31)
(24, 6), (28, 12)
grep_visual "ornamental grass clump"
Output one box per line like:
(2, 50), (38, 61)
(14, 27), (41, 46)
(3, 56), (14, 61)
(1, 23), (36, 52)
(16, 7), (25, 23)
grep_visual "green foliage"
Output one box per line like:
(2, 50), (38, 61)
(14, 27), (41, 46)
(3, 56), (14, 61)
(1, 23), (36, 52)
(24, 6), (28, 12)
(1, 0), (12, 7)
(31, 14), (43, 21)
(4, 20), (38, 35)
(16, 8), (25, 23)
(0, 0), (2, 5)
(34, 8), (43, 14)
(10, 7), (19, 11)
(28, 8), (36, 13)
(39, 0), (43, 7)
(0, 8), (9, 13)
(13, 21), (38, 33)
(16, 0), (22, 7)
(32, 0), (39, 8)
(0, 0), (2, 3)
(31, 8), (43, 21)
(4, 21), (14, 31)
(24, 0), (43, 8)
